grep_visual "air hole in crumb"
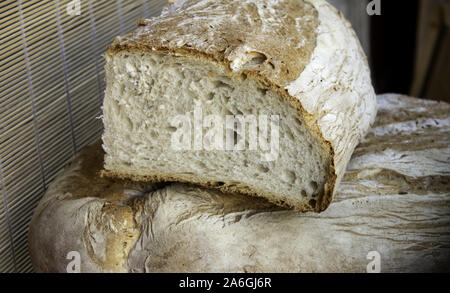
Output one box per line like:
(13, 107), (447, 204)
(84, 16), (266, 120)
(310, 181), (318, 192)
(309, 199), (316, 208)
(207, 92), (215, 100)
(214, 76), (233, 89)
(215, 80), (228, 88)
(121, 161), (132, 167)
(216, 182), (225, 186)
(150, 130), (158, 138)
(196, 161), (207, 169)
(257, 88), (268, 96)
(281, 170), (295, 184)
(286, 130), (294, 140)
(242, 52), (267, 69)
(301, 190), (307, 197)
(233, 131), (239, 145)
(257, 164), (269, 173)
(167, 126), (177, 132)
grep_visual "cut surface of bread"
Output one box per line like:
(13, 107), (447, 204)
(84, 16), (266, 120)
(102, 0), (377, 211)
(103, 53), (330, 210)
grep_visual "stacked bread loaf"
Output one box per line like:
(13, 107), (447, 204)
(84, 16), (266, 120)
(30, 0), (450, 273)
(29, 94), (450, 272)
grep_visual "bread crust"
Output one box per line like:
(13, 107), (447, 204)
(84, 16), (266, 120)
(110, 0), (319, 86)
(104, 0), (377, 211)
(28, 141), (159, 273)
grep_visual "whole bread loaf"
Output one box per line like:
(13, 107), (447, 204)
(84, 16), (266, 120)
(101, 0), (377, 212)
(30, 95), (450, 273)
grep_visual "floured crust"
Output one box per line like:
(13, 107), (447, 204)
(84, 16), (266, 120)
(104, 0), (376, 211)
(287, 0), (377, 193)
(110, 0), (319, 85)
(30, 94), (450, 272)
(28, 142), (159, 273)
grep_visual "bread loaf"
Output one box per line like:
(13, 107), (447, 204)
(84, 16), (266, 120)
(101, 0), (377, 212)
(30, 95), (450, 273)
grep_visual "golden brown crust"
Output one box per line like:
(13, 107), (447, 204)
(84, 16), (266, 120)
(109, 0), (319, 86)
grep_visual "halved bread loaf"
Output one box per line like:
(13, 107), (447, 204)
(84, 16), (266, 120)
(101, 0), (377, 211)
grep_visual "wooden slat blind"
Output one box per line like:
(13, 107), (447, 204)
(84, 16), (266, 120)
(0, 0), (167, 273)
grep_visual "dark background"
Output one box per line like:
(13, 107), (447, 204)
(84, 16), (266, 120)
(369, 0), (449, 102)
(370, 0), (419, 94)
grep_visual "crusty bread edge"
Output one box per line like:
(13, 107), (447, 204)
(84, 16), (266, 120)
(100, 167), (329, 212)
